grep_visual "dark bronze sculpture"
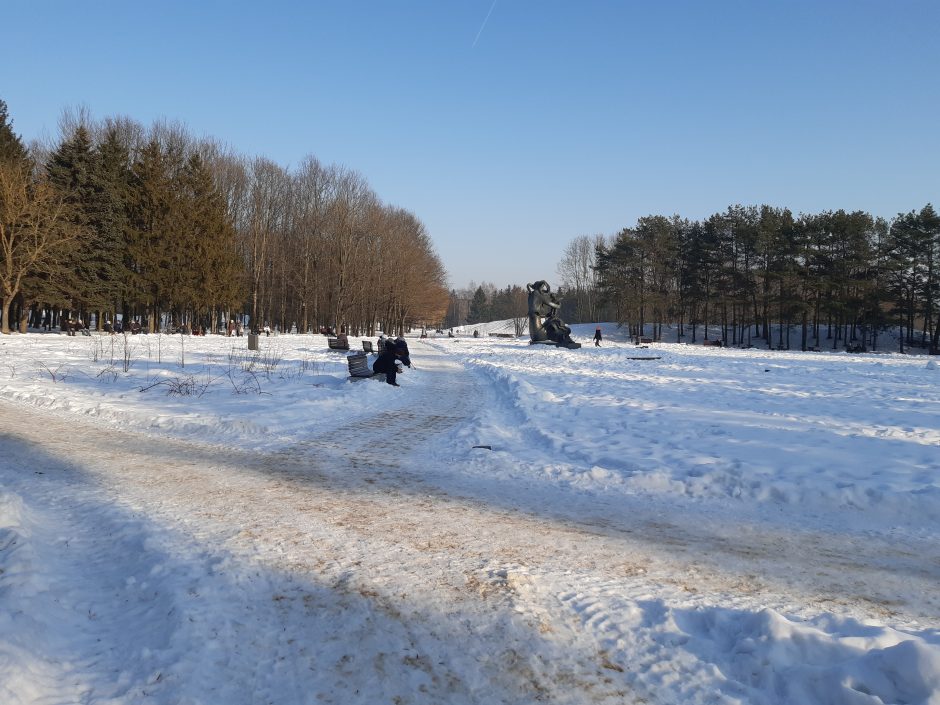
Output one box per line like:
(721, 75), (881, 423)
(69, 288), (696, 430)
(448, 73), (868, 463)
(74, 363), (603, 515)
(526, 280), (581, 349)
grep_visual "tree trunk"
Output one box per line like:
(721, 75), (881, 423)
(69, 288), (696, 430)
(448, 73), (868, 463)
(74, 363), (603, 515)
(0, 297), (11, 334)
(18, 302), (30, 333)
(931, 311), (940, 354)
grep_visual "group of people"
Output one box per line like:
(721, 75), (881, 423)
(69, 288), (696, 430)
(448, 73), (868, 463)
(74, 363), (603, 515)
(225, 321), (272, 337)
(100, 320), (141, 334)
(63, 318), (85, 336)
(372, 335), (411, 386)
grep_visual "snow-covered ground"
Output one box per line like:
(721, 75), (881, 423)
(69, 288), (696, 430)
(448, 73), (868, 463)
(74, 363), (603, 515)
(0, 326), (938, 704)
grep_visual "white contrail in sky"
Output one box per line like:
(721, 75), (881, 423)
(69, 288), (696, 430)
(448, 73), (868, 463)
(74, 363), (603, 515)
(472, 0), (498, 47)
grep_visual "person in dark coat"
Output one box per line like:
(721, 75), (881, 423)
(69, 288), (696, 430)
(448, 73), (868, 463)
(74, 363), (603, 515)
(394, 337), (411, 368)
(372, 344), (404, 386)
(594, 327), (602, 346)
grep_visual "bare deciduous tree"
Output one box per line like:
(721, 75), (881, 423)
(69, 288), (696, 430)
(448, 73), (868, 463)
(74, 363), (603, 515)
(0, 161), (81, 333)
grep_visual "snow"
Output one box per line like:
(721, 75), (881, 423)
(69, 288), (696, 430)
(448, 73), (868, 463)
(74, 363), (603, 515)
(0, 326), (938, 704)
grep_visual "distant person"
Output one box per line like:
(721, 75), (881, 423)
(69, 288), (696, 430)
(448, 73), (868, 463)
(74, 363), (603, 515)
(594, 327), (602, 347)
(263, 324), (271, 337)
(372, 343), (404, 386)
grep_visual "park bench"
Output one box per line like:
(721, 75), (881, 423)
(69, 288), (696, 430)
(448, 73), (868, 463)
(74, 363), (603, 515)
(346, 352), (380, 380)
(636, 337), (653, 344)
(362, 340), (374, 353)
(327, 336), (350, 351)
(489, 333), (515, 338)
(702, 339), (723, 347)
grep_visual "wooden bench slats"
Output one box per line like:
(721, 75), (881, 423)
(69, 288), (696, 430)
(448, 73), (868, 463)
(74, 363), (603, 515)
(346, 352), (374, 378)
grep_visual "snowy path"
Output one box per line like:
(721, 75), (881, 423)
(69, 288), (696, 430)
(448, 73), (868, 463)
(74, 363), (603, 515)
(1, 342), (938, 704)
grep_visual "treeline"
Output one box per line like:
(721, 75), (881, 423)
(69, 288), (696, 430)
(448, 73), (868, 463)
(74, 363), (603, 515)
(0, 100), (448, 335)
(557, 205), (940, 353)
(443, 282), (529, 329)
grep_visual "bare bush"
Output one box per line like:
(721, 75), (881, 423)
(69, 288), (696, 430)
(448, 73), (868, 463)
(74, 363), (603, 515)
(224, 367), (265, 395)
(257, 346), (283, 376)
(89, 336), (104, 363)
(37, 361), (69, 383)
(122, 333), (137, 372)
(96, 366), (119, 383)
(138, 374), (210, 397)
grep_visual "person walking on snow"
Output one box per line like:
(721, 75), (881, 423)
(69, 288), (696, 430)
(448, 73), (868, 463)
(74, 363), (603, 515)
(594, 327), (602, 347)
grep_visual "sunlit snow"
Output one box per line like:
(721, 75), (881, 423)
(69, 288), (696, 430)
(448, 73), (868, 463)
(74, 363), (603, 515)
(1, 325), (938, 704)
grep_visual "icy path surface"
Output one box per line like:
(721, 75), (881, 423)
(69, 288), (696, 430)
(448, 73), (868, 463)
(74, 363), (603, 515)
(1, 342), (938, 704)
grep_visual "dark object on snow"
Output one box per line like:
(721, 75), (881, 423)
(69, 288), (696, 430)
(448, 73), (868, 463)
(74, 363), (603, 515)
(373, 345), (404, 385)
(472, 445), (492, 450)
(394, 338), (411, 368)
(526, 280), (581, 349)
(347, 352), (377, 379)
(327, 336), (349, 351)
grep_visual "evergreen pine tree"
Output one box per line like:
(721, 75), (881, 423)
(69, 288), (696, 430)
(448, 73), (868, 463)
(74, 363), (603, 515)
(178, 151), (244, 325)
(467, 285), (489, 324)
(127, 139), (175, 330)
(0, 100), (29, 166)
(42, 127), (94, 315)
(93, 127), (134, 325)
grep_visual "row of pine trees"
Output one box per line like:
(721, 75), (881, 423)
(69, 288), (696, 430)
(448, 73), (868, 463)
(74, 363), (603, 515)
(0, 101), (448, 336)
(587, 205), (940, 352)
(449, 202), (939, 354)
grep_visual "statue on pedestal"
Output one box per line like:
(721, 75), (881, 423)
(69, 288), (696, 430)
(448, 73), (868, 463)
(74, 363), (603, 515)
(526, 280), (581, 349)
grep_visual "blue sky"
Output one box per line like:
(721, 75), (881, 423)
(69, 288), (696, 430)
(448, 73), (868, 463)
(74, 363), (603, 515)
(4, 1), (938, 289)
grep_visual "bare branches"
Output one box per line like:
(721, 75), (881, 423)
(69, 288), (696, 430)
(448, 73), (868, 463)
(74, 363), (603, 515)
(0, 160), (83, 333)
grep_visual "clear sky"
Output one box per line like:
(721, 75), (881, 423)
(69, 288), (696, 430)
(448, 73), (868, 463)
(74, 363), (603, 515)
(3, 1), (938, 290)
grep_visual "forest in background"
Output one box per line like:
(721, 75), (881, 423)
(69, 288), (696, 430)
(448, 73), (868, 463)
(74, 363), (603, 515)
(4, 99), (937, 353)
(0, 100), (448, 336)
(449, 207), (939, 354)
